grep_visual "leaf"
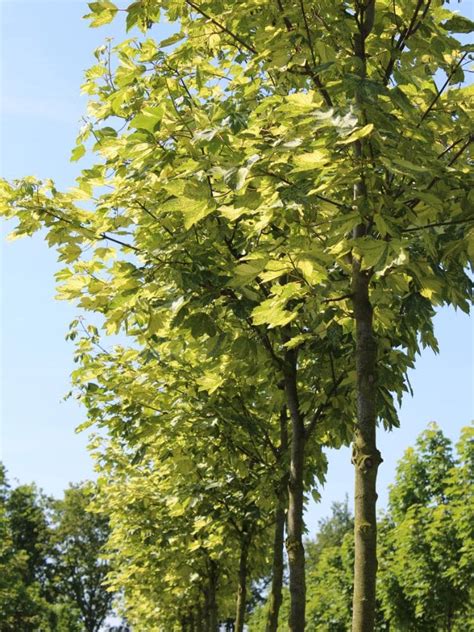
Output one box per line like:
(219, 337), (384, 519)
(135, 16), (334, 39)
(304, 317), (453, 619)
(336, 124), (374, 145)
(184, 313), (217, 338)
(284, 333), (312, 349)
(85, 1), (118, 27)
(234, 167), (249, 191)
(129, 107), (163, 133)
(197, 372), (224, 394)
(381, 156), (426, 175)
(442, 15), (474, 33)
(292, 150), (330, 171)
(159, 32), (185, 48)
(355, 238), (388, 270)
(71, 144), (86, 162)
(162, 197), (216, 229)
(284, 91), (318, 108)
(252, 297), (298, 328)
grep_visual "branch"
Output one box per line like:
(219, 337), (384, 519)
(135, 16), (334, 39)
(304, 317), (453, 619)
(184, 1), (257, 54)
(418, 52), (468, 126)
(298, 0), (333, 107)
(401, 135), (473, 209)
(275, 0), (293, 33)
(135, 200), (159, 222)
(258, 170), (345, 209)
(35, 204), (181, 265)
(322, 293), (353, 303)
(383, 0), (428, 85)
(401, 217), (474, 233)
(437, 136), (467, 159)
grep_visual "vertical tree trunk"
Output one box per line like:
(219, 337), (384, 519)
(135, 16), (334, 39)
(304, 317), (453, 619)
(266, 504), (285, 632)
(351, 5), (380, 631)
(235, 534), (250, 632)
(351, 262), (382, 632)
(266, 407), (288, 632)
(207, 559), (219, 632)
(196, 603), (205, 632)
(284, 350), (306, 631)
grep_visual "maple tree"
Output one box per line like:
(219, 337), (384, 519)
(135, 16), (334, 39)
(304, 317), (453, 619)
(1, 1), (473, 629)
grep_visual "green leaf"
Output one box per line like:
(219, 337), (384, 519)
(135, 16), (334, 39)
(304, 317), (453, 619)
(71, 144), (86, 162)
(129, 107), (163, 133)
(336, 124), (374, 145)
(355, 238), (388, 270)
(252, 297), (298, 328)
(442, 15), (474, 33)
(161, 197), (216, 229)
(85, 1), (118, 27)
(234, 167), (249, 191)
(159, 32), (185, 48)
(184, 313), (217, 338)
(292, 150), (330, 171)
(197, 372), (224, 394)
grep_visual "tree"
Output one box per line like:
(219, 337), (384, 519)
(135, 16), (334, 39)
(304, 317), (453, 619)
(0, 468), (114, 632)
(0, 478), (56, 631)
(1, 1), (473, 629)
(51, 483), (114, 632)
(82, 337), (294, 630)
(378, 424), (474, 631)
(66, 289), (336, 629)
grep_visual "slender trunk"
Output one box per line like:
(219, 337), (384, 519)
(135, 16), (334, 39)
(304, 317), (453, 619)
(196, 603), (205, 632)
(351, 5), (380, 631)
(284, 350), (306, 631)
(266, 407), (288, 632)
(351, 262), (381, 632)
(235, 534), (250, 632)
(204, 593), (211, 632)
(446, 605), (453, 632)
(266, 504), (286, 632)
(208, 560), (219, 632)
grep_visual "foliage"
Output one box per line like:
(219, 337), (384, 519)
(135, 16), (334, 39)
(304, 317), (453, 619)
(249, 425), (473, 631)
(51, 483), (114, 632)
(0, 478), (56, 631)
(0, 468), (115, 632)
(378, 424), (474, 631)
(1, 0), (473, 627)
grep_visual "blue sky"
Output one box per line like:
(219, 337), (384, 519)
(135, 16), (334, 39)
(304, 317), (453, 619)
(0, 1), (472, 534)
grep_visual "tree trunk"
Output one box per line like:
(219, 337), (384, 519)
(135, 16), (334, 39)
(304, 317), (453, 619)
(351, 5), (380, 631)
(208, 560), (219, 632)
(266, 407), (288, 632)
(351, 263), (382, 632)
(266, 504), (285, 632)
(196, 603), (205, 632)
(235, 534), (250, 632)
(284, 350), (306, 631)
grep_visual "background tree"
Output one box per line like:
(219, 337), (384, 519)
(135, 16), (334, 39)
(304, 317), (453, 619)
(0, 467), (115, 632)
(51, 483), (114, 632)
(378, 424), (474, 631)
(0, 474), (57, 631)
